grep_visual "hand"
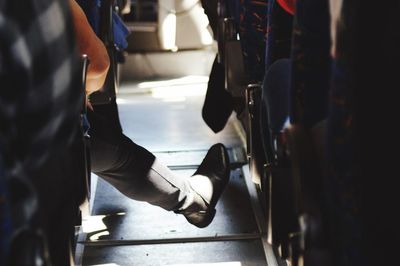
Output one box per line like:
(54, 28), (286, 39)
(69, 0), (110, 95)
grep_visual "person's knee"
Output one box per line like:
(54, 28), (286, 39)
(91, 134), (155, 182)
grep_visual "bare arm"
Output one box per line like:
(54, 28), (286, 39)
(69, 0), (110, 95)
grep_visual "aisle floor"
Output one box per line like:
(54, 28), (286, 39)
(78, 77), (269, 266)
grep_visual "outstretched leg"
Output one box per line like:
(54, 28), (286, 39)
(88, 101), (230, 227)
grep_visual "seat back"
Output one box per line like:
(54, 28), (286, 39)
(87, 0), (121, 105)
(265, 0), (293, 70)
(224, 18), (247, 98)
(260, 1), (295, 258)
(263, 59), (291, 136)
(78, 0), (129, 105)
(238, 0), (268, 83)
(0, 157), (12, 266)
(285, 0), (332, 264)
(246, 84), (267, 186)
(70, 55), (93, 260)
(261, 59), (296, 259)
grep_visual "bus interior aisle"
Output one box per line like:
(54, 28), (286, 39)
(75, 52), (275, 266)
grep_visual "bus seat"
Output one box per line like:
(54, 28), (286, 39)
(205, 0), (269, 187)
(325, 57), (363, 266)
(237, 1), (268, 189)
(260, 1), (294, 258)
(261, 58), (294, 259)
(224, 18), (247, 99)
(262, 58), (291, 136)
(284, 0), (332, 264)
(238, 0), (268, 83)
(123, 0), (212, 52)
(202, 0), (246, 133)
(289, 0), (331, 128)
(246, 84), (267, 186)
(215, 0), (240, 64)
(76, 55), (92, 220)
(260, 0), (293, 164)
(215, 0), (246, 100)
(78, 0), (127, 105)
(0, 158), (12, 265)
(265, 0), (293, 70)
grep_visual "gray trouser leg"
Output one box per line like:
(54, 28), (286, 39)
(90, 133), (193, 211)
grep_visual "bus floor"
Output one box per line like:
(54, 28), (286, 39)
(75, 76), (278, 266)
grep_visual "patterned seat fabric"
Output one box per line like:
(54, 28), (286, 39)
(290, 0), (331, 128)
(265, 0), (293, 70)
(238, 0), (269, 83)
(326, 1), (364, 264)
(261, 0), (294, 140)
(0, 158), (12, 266)
(277, 0), (295, 15)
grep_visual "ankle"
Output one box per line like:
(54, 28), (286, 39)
(188, 174), (213, 205)
(174, 189), (207, 213)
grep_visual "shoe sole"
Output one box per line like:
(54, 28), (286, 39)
(190, 208), (216, 228)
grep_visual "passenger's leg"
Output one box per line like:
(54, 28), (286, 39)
(88, 103), (230, 227)
(90, 128), (191, 211)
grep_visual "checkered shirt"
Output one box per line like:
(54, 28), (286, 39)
(1, 1), (83, 260)
(0, 0), (83, 173)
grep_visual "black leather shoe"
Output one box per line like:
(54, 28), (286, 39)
(180, 143), (230, 228)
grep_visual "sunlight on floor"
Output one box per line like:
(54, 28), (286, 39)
(137, 76), (209, 89)
(88, 264), (121, 266)
(88, 231), (110, 241)
(149, 76), (207, 102)
(82, 212), (126, 234)
(82, 215), (107, 233)
(150, 83), (206, 102)
(167, 262), (242, 266)
(118, 75), (208, 101)
(88, 261), (242, 266)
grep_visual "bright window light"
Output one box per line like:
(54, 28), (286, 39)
(160, 13), (177, 50)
